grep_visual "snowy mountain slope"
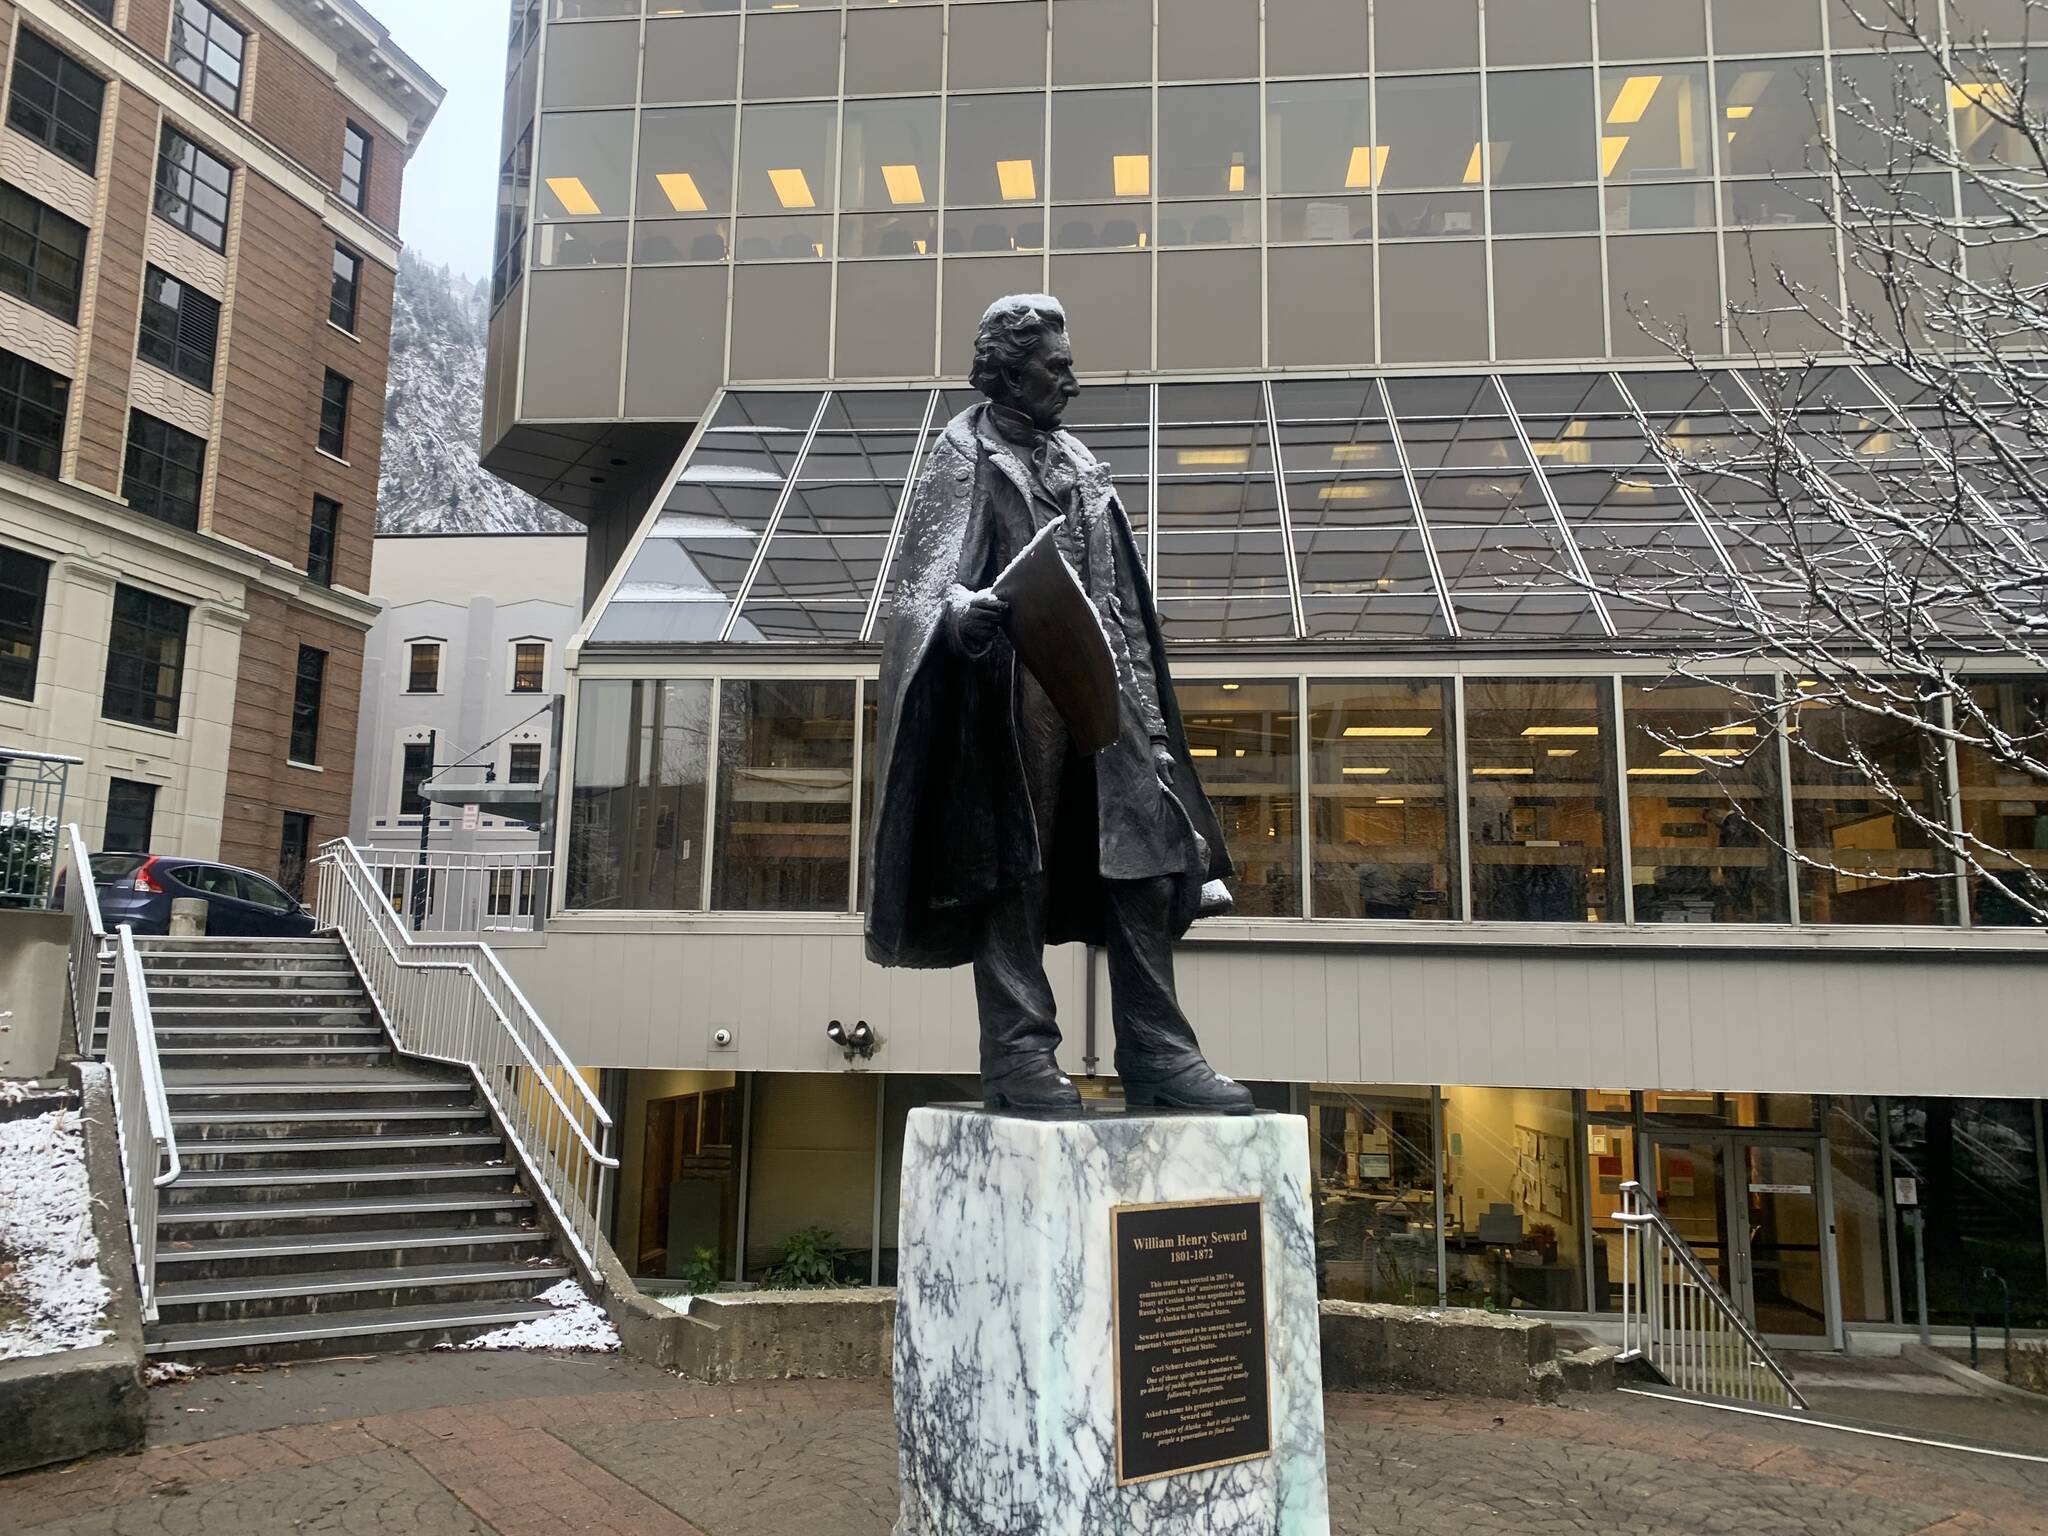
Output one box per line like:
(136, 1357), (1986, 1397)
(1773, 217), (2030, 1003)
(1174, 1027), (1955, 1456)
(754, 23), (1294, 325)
(377, 250), (579, 534)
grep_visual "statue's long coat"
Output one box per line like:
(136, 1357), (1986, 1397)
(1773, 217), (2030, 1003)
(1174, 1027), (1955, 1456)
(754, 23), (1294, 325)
(864, 404), (1230, 970)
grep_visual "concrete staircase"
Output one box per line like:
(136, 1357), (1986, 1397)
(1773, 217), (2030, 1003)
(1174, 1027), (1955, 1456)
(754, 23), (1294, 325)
(98, 936), (574, 1365)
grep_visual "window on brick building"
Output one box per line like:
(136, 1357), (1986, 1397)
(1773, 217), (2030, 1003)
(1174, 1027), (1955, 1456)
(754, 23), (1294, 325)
(154, 126), (233, 251)
(290, 645), (325, 764)
(123, 411), (206, 531)
(102, 584), (189, 731)
(342, 122), (372, 210)
(330, 246), (362, 332)
(169, 0), (247, 114)
(0, 185), (87, 324)
(73, 1), (117, 22)
(0, 350), (70, 480)
(307, 496), (340, 586)
(0, 543), (50, 701)
(319, 369), (352, 456)
(103, 779), (157, 854)
(7, 32), (105, 174)
(137, 265), (221, 389)
(278, 812), (313, 899)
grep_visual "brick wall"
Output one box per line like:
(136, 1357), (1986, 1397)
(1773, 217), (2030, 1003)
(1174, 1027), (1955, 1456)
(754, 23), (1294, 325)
(72, 88), (158, 495)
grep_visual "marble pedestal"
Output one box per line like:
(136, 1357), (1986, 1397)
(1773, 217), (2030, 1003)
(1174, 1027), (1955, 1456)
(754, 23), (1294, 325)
(892, 1105), (1331, 1536)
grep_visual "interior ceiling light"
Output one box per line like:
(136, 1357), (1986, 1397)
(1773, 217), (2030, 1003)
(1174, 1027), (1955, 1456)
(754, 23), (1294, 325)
(1113, 154), (1151, 197)
(881, 164), (926, 204)
(1725, 104), (1754, 119)
(1547, 748), (1579, 757)
(1344, 726), (1432, 737)
(1376, 798), (1406, 806)
(545, 176), (600, 216)
(1522, 725), (1601, 737)
(1600, 135), (1630, 176)
(1220, 682), (1241, 691)
(1319, 484), (1380, 501)
(1177, 447), (1251, 466)
(1629, 766), (1706, 776)
(1472, 766), (1536, 775)
(1190, 747), (1219, 757)
(996, 159), (1036, 200)
(767, 168), (816, 208)
(656, 172), (706, 212)
(1331, 443), (1382, 461)
(1461, 143), (1485, 184)
(1345, 145), (1391, 189)
(1228, 156), (1246, 192)
(1342, 766), (1393, 776)
(1607, 75), (1664, 124)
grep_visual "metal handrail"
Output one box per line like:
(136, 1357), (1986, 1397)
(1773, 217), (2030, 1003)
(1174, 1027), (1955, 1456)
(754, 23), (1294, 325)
(1614, 1179), (1808, 1410)
(56, 825), (107, 1059)
(103, 925), (179, 1321)
(313, 837), (616, 1268)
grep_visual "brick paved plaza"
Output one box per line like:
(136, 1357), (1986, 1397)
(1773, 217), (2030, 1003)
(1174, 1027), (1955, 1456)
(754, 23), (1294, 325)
(4, 1354), (2048, 1536)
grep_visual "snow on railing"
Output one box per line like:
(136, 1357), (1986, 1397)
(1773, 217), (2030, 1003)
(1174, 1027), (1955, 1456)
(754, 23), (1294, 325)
(104, 925), (178, 1322)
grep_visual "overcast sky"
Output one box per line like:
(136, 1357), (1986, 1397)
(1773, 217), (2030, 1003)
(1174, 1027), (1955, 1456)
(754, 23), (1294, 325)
(389, 0), (511, 282)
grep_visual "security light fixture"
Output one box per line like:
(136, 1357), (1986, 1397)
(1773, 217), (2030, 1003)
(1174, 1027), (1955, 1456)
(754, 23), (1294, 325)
(827, 1018), (880, 1061)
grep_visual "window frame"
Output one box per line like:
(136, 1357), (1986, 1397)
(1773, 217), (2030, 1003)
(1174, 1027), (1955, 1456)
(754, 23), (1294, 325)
(101, 582), (190, 733)
(399, 738), (433, 818)
(136, 264), (221, 389)
(406, 640), (442, 695)
(289, 644), (325, 765)
(168, 0), (248, 115)
(153, 125), (234, 252)
(0, 349), (71, 480)
(329, 244), (362, 332)
(510, 639), (547, 694)
(318, 368), (352, 457)
(341, 121), (372, 211)
(277, 811), (314, 900)
(306, 495), (339, 586)
(0, 183), (88, 325)
(122, 409), (207, 531)
(508, 740), (544, 785)
(6, 30), (106, 175)
(0, 542), (51, 701)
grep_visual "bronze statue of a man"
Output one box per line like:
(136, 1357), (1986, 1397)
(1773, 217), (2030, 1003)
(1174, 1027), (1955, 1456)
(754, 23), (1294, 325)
(865, 294), (1252, 1115)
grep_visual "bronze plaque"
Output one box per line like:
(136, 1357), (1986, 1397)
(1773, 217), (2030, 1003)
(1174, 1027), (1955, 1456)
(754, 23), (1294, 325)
(1111, 1197), (1271, 1486)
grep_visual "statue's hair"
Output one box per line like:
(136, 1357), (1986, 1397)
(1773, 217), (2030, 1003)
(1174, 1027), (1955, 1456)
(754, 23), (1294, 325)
(970, 293), (1067, 400)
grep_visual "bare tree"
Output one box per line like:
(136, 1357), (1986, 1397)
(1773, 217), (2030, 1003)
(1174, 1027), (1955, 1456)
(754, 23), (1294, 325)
(1569, 0), (2048, 924)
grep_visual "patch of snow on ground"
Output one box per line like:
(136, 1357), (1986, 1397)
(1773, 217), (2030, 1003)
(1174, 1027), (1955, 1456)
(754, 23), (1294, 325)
(447, 1278), (619, 1353)
(145, 1361), (199, 1386)
(0, 1108), (110, 1361)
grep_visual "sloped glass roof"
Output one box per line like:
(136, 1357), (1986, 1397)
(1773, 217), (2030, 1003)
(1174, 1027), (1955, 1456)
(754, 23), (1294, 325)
(584, 368), (2044, 649)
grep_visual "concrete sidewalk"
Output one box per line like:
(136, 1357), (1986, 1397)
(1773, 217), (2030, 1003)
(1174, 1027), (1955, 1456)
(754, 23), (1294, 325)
(3, 1352), (2048, 1535)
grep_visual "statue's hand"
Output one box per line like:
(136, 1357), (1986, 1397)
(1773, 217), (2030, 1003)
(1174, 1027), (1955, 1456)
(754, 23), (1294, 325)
(1151, 742), (1177, 790)
(946, 586), (1009, 654)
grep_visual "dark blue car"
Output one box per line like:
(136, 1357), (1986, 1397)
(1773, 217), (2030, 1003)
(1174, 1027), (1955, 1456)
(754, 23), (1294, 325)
(86, 854), (318, 938)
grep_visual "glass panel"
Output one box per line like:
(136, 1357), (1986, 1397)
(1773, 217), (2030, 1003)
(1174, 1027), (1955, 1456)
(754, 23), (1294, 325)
(744, 1075), (875, 1283)
(1051, 88), (1151, 201)
(1488, 68), (1595, 186)
(1310, 1084), (1441, 1304)
(1958, 677), (2048, 925)
(1265, 79), (1371, 196)
(1466, 677), (1622, 922)
(1587, 1121), (1637, 1312)
(1712, 0), (1822, 52)
(1600, 0), (1708, 59)
(1377, 74), (1481, 190)
(712, 679), (855, 911)
(1829, 1095), (1893, 1324)
(1599, 64), (1711, 184)
(1623, 678), (1791, 922)
(1717, 58), (1827, 178)
(1604, 179), (1717, 229)
(635, 218), (734, 263)
(841, 97), (940, 211)
(1308, 679), (1459, 920)
(1155, 598), (1296, 639)
(567, 678), (711, 910)
(537, 110), (633, 219)
(945, 92), (1046, 206)
(534, 221), (629, 265)
(1155, 530), (1288, 596)
(1442, 1087), (1584, 1312)
(1833, 51), (1948, 172)
(1176, 679), (1300, 916)
(737, 102), (837, 215)
(1788, 686), (1954, 924)
(1270, 195), (1372, 242)
(643, 16), (740, 103)
(1158, 200), (1257, 245)
(735, 213), (832, 260)
(1377, 190), (1484, 238)
(1486, 0), (1592, 65)
(1159, 84), (1259, 197)
(620, 1070), (741, 1284)
(1494, 185), (1600, 232)
(1743, 1144), (1830, 1337)
(1651, 1138), (1733, 1292)
(1377, 0), (1478, 69)
(1890, 1098), (2048, 1329)
(1051, 204), (1153, 250)
(942, 205), (1046, 253)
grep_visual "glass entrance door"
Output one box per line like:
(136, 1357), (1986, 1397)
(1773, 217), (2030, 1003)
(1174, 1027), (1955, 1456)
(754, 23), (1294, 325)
(1646, 1131), (1837, 1345)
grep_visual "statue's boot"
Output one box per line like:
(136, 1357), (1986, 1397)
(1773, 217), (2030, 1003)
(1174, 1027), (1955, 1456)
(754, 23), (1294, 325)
(981, 1052), (1082, 1113)
(1121, 1057), (1254, 1115)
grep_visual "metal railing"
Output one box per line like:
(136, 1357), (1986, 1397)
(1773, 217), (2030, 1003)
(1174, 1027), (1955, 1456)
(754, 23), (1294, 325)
(103, 924), (178, 1322)
(1, 749), (79, 908)
(1614, 1180), (1808, 1410)
(314, 837), (614, 1268)
(55, 824), (108, 1059)
(354, 846), (552, 934)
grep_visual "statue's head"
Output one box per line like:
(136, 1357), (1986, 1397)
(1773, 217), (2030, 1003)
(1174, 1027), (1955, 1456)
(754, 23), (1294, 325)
(971, 293), (1079, 431)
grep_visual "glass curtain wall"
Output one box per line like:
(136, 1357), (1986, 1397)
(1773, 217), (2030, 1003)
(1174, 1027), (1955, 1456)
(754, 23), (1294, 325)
(1308, 1083), (1440, 1305)
(567, 678), (712, 909)
(1465, 678), (1622, 921)
(1441, 1086), (1585, 1311)
(712, 678), (857, 911)
(1889, 1097), (2048, 1329)
(1178, 679), (1299, 916)
(1308, 679), (1460, 920)
(1958, 676), (2048, 926)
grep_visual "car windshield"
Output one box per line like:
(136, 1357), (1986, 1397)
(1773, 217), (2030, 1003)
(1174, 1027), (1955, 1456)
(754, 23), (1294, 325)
(89, 854), (146, 882)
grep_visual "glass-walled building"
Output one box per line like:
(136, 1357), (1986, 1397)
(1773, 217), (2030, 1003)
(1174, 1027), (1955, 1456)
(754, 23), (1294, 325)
(481, 0), (2048, 1350)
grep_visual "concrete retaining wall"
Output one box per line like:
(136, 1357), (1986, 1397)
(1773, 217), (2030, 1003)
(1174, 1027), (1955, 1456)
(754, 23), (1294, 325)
(1319, 1302), (1566, 1403)
(0, 908), (70, 1078)
(0, 1066), (147, 1476)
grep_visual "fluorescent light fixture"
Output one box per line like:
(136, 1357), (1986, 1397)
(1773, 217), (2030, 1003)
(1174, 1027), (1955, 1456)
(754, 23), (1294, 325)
(1462, 142), (1485, 184)
(1725, 104), (1754, 119)
(1344, 726), (1432, 738)
(1331, 443), (1382, 462)
(545, 176), (601, 216)
(1521, 725), (1601, 737)
(767, 168), (815, 208)
(1858, 430), (1896, 456)
(1113, 154), (1151, 197)
(1342, 766), (1393, 777)
(1710, 724), (1759, 736)
(881, 164), (926, 204)
(1472, 766), (1536, 775)
(1600, 134), (1630, 176)
(996, 159), (1036, 200)
(656, 172), (707, 212)
(1228, 160), (1246, 192)
(1190, 747), (1219, 757)
(913, 238), (928, 254)
(1547, 748), (1579, 758)
(1607, 75), (1664, 124)
(1220, 682), (1241, 692)
(1176, 447), (1251, 466)
(1950, 81), (2013, 110)
(1319, 484), (1380, 501)
(1629, 766), (1706, 777)
(1345, 145), (1391, 189)
(1376, 798), (1406, 806)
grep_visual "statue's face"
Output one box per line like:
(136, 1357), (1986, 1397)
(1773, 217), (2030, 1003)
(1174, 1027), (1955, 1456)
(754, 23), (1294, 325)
(1009, 330), (1080, 430)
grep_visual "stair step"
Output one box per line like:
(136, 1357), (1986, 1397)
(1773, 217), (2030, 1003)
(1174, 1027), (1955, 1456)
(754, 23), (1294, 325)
(158, 1192), (537, 1239)
(154, 1260), (572, 1323)
(150, 1024), (384, 1037)
(182, 1134), (502, 1155)
(173, 1163), (509, 1189)
(157, 1047), (393, 1067)
(147, 1005), (376, 1016)
(156, 1226), (549, 1267)
(144, 1298), (559, 1363)
(172, 1107), (489, 1126)
(161, 1259), (567, 1303)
